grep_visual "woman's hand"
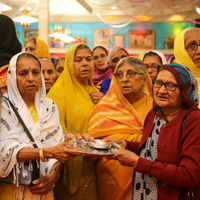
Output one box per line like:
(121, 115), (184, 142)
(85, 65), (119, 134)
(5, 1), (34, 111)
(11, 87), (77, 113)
(49, 142), (80, 163)
(65, 133), (94, 142)
(102, 138), (125, 148)
(96, 80), (102, 90)
(108, 149), (139, 167)
(28, 172), (57, 195)
(89, 92), (104, 104)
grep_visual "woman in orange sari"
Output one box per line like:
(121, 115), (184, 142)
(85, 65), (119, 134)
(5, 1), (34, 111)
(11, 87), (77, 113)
(87, 57), (153, 200)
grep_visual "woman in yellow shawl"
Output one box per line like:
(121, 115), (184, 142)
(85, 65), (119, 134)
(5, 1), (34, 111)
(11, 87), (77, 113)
(25, 37), (51, 60)
(87, 57), (153, 200)
(47, 43), (98, 200)
(174, 27), (200, 107)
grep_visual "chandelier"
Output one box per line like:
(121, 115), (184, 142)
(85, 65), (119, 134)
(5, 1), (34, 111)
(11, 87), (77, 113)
(0, 2), (12, 12)
(13, 8), (38, 28)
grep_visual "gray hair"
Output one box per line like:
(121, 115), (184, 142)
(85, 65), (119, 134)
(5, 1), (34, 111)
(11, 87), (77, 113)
(39, 57), (56, 73)
(117, 57), (146, 77)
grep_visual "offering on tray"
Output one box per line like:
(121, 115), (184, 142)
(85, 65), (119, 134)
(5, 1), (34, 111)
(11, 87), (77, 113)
(67, 139), (121, 156)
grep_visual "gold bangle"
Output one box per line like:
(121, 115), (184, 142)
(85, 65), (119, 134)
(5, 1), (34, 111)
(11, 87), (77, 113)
(123, 140), (126, 149)
(39, 148), (48, 162)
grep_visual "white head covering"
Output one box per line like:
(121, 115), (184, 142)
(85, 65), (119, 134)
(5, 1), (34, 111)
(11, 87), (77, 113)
(0, 52), (64, 196)
(143, 50), (167, 65)
(151, 50), (167, 65)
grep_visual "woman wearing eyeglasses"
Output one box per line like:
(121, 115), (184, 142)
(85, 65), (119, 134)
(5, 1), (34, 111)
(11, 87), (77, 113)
(174, 27), (200, 108)
(107, 64), (200, 200)
(87, 57), (153, 200)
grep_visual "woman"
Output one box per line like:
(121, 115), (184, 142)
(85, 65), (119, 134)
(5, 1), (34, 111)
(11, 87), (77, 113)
(25, 37), (51, 60)
(87, 57), (153, 200)
(100, 47), (130, 95)
(143, 51), (167, 81)
(109, 64), (200, 200)
(47, 44), (99, 200)
(39, 58), (57, 93)
(54, 57), (65, 78)
(0, 52), (78, 200)
(174, 27), (200, 107)
(92, 46), (113, 86)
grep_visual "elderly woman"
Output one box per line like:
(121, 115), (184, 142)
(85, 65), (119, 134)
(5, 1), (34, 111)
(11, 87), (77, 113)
(39, 58), (57, 93)
(143, 50), (167, 81)
(109, 64), (200, 200)
(0, 52), (78, 200)
(25, 37), (51, 60)
(92, 45), (113, 86)
(174, 27), (200, 107)
(47, 44), (99, 200)
(100, 47), (130, 95)
(87, 57), (153, 200)
(54, 57), (65, 78)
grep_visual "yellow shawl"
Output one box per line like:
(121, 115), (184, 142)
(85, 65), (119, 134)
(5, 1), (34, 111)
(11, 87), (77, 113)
(174, 27), (200, 108)
(35, 38), (51, 60)
(87, 57), (153, 200)
(47, 43), (98, 200)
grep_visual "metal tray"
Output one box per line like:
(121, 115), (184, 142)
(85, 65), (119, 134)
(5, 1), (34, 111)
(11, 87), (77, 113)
(67, 139), (121, 156)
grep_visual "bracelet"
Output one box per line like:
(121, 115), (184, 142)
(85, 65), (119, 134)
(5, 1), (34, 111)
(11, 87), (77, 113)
(123, 140), (126, 149)
(39, 148), (48, 162)
(50, 168), (60, 180)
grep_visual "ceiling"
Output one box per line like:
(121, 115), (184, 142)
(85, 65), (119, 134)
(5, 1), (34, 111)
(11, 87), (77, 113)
(1, 0), (200, 25)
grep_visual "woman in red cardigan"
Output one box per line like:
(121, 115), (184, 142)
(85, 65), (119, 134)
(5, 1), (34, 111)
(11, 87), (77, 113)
(108, 64), (200, 200)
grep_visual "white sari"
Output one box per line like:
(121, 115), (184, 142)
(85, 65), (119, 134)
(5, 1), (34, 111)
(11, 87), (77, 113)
(0, 53), (64, 199)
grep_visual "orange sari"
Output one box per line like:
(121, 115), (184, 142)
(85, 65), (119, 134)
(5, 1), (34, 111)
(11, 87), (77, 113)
(87, 58), (153, 200)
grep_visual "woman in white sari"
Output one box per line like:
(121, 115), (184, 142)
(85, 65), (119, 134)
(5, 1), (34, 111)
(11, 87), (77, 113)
(0, 52), (78, 200)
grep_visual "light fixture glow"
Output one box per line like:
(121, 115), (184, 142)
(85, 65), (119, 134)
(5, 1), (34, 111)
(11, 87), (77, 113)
(13, 9), (38, 28)
(195, 5), (200, 15)
(111, 6), (117, 10)
(0, 2), (12, 12)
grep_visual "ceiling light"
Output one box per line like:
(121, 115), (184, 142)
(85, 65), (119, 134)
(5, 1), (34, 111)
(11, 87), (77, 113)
(111, 6), (117, 10)
(13, 8), (38, 28)
(0, 2), (12, 12)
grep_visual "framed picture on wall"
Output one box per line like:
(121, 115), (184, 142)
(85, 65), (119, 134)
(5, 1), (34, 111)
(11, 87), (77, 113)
(94, 29), (110, 49)
(129, 30), (155, 49)
(113, 34), (125, 48)
(23, 29), (38, 47)
(49, 29), (65, 48)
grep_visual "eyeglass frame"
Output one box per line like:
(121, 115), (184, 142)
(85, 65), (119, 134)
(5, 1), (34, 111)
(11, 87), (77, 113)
(185, 43), (200, 53)
(153, 80), (179, 91)
(114, 70), (144, 80)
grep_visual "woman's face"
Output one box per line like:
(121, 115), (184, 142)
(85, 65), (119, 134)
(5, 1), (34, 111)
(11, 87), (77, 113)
(55, 59), (65, 77)
(17, 56), (42, 100)
(93, 48), (109, 71)
(73, 48), (94, 82)
(25, 41), (36, 55)
(116, 62), (146, 98)
(143, 55), (162, 81)
(185, 29), (200, 69)
(110, 49), (128, 70)
(154, 69), (182, 111)
(40, 59), (56, 93)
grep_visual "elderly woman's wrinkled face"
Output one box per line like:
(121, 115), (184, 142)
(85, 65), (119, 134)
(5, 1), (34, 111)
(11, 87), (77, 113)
(93, 48), (109, 71)
(40, 59), (56, 93)
(185, 29), (200, 69)
(55, 59), (65, 77)
(154, 69), (182, 110)
(116, 62), (146, 98)
(17, 57), (42, 99)
(143, 55), (162, 81)
(110, 49), (128, 71)
(25, 41), (36, 55)
(73, 48), (94, 81)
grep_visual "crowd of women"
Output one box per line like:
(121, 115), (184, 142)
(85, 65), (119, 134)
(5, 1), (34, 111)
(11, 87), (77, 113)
(0, 14), (200, 200)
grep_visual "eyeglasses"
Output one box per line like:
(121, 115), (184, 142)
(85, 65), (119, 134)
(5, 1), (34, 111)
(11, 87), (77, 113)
(153, 80), (179, 91)
(145, 64), (159, 71)
(114, 70), (144, 80)
(185, 43), (200, 52)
